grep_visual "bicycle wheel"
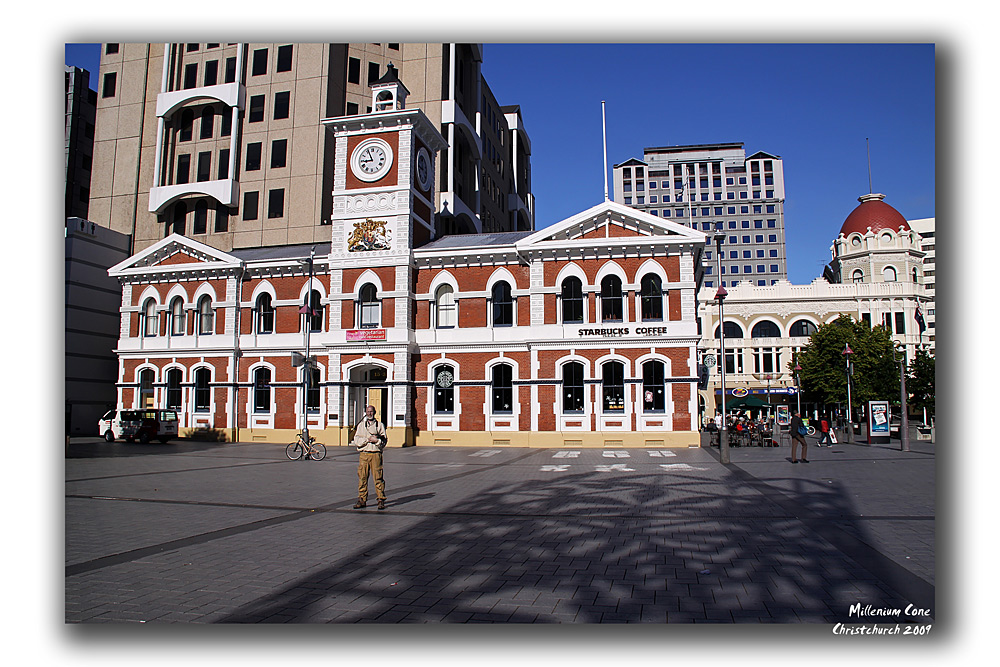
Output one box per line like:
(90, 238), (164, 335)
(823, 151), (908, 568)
(807, 426), (816, 436)
(310, 442), (327, 461)
(285, 442), (303, 460)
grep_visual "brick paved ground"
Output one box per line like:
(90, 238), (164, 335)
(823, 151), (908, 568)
(65, 434), (934, 624)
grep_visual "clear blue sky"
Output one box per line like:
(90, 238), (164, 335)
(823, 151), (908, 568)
(66, 43), (934, 283)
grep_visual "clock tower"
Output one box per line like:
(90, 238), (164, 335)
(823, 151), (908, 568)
(321, 66), (447, 443)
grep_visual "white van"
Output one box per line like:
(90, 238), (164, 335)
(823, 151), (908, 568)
(98, 409), (178, 443)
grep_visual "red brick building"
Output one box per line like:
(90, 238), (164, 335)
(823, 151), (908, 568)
(108, 74), (707, 447)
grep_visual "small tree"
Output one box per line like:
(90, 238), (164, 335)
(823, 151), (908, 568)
(907, 348), (935, 421)
(793, 315), (899, 416)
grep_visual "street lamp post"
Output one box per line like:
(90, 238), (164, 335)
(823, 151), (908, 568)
(713, 233), (729, 464)
(896, 344), (910, 452)
(298, 248), (317, 452)
(793, 363), (802, 415)
(764, 372), (772, 419)
(842, 343), (853, 444)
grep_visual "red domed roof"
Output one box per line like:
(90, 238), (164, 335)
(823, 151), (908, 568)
(840, 193), (910, 236)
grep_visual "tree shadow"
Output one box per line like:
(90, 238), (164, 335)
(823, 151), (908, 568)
(66, 440), (235, 459)
(215, 464), (933, 624)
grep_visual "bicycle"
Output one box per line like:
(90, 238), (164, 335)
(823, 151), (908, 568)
(285, 432), (327, 461)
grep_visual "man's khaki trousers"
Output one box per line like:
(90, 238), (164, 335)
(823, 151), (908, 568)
(357, 451), (386, 500)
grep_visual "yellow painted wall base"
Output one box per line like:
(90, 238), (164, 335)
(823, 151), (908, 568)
(181, 426), (699, 448)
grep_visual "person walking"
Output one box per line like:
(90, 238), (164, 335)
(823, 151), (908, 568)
(352, 405), (388, 510)
(818, 414), (831, 446)
(790, 410), (809, 463)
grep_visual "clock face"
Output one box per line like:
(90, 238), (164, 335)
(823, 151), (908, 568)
(415, 148), (431, 191)
(351, 138), (394, 182)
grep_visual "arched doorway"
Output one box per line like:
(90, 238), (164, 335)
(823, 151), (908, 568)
(346, 364), (389, 430)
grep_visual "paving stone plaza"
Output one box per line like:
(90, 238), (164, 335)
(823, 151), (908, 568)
(64, 434), (935, 625)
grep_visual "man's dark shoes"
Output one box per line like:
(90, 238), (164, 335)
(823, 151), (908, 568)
(353, 499), (366, 509)
(377, 498), (386, 510)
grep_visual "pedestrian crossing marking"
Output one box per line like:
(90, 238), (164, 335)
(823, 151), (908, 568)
(647, 450), (677, 457)
(469, 450), (502, 457)
(553, 451), (580, 458)
(541, 464), (571, 472)
(659, 463), (707, 471)
(602, 451), (630, 458)
(596, 463), (634, 472)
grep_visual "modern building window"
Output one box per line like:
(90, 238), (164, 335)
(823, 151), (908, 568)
(197, 295), (214, 335)
(562, 362), (585, 413)
(183, 63), (198, 89)
(358, 283), (380, 329)
(273, 91), (290, 119)
(305, 366), (320, 413)
(225, 57), (237, 83)
(561, 277), (584, 323)
(200, 107), (215, 139)
(348, 57), (361, 84)
(242, 191), (259, 220)
(102, 72), (117, 98)
(346, 102), (359, 115)
(220, 111), (232, 137)
(602, 361), (625, 413)
(491, 364), (513, 414)
(142, 298), (159, 337)
(105, 43), (119, 54)
(196, 152), (211, 182)
(715, 321), (744, 339)
(253, 368), (271, 413)
(245, 142), (262, 171)
(895, 311), (906, 334)
(217, 149), (230, 180)
(492, 281), (513, 327)
(270, 139), (287, 168)
(194, 368), (211, 412)
(179, 109), (194, 142)
(276, 45), (293, 72)
(166, 369), (183, 409)
(252, 48), (268, 76)
(267, 189), (284, 218)
(367, 61), (380, 85)
(214, 203), (229, 233)
(255, 294), (274, 334)
(193, 199), (208, 234)
(248, 95), (265, 122)
(175, 154), (190, 184)
(642, 360), (666, 413)
(789, 319), (817, 338)
(204, 60), (218, 86)
(600, 275), (624, 322)
(640, 274), (663, 321)
(171, 201), (186, 235)
(434, 284), (456, 328)
(434, 365), (455, 414)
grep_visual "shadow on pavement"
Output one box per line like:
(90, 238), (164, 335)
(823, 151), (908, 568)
(215, 461), (934, 624)
(66, 439), (236, 459)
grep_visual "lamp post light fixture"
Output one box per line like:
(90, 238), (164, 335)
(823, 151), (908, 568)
(842, 343), (854, 444)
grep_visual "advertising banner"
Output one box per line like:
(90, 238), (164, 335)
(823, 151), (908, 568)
(868, 400), (890, 443)
(346, 329), (386, 342)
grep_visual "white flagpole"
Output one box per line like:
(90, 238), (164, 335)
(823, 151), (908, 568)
(602, 101), (609, 201)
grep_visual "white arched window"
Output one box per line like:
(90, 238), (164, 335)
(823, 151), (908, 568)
(142, 298), (159, 337)
(256, 293), (274, 334)
(435, 284), (456, 328)
(197, 295), (214, 335)
(358, 283), (380, 329)
(852, 269), (864, 283)
(169, 296), (186, 336)
(882, 265), (897, 282)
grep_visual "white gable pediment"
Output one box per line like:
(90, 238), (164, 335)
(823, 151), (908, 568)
(108, 234), (241, 278)
(515, 200), (705, 252)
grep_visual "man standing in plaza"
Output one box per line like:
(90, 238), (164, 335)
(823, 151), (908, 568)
(352, 405), (388, 510)
(790, 410), (809, 464)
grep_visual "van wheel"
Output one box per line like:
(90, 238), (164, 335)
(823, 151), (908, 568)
(104, 431), (115, 443)
(138, 431), (150, 444)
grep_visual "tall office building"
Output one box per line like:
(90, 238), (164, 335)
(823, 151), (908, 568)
(89, 43), (533, 255)
(907, 217), (935, 347)
(65, 66), (96, 219)
(613, 143), (787, 288)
